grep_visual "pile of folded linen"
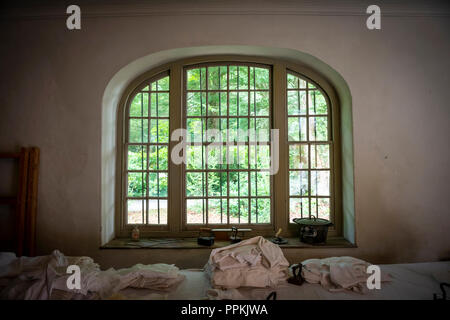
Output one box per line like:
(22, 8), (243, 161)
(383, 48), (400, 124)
(0, 250), (184, 300)
(205, 236), (290, 290)
(300, 256), (392, 293)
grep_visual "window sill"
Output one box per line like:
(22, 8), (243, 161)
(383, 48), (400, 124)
(100, 237), (356, 249)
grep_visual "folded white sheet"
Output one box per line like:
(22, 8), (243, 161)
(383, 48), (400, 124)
(205, 236), (289, 289)
(301, 256), (392, 293)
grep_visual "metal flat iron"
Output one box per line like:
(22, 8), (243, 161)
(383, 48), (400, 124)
(270, 228), (288, 245)
(287, 264), (305, 286)
(230, 226), (242, 244)
(197, 228), (215, 246)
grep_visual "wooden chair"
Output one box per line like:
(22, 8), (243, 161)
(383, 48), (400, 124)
(0, 147), (40, 256)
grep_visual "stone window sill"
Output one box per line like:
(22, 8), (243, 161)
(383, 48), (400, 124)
(101, 237), (356, 249)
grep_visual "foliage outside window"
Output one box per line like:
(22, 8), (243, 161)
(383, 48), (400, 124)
(119, 57), (340, 237)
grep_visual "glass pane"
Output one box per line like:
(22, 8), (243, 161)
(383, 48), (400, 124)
(158, 146), (168, 170)
(299, 79), (307, 89)
(238, 66), (249, 90)
(287, 73), (298, 89)
(250, 198), (257, 223)
(288, 117), (306, 141)
(289, 144), (308, 169)
(238, 92), (249, 116)
(148, 172), (158, 197)
(157, 92), (169, 117)
(250, 118), (270, 142)
(287, 90), (306, 115)
(229, 92), (238, 116)
(238, 198), (249, 224)
(159, 200), (168, 224)
(257, 198), (270, 223)
(148, 145), (158, 170)
(229, 66), (238, 90)
(208, 172), (227, 197)
(130, 93), (148, 117)
(250, 171), (270, 196)
(254, 67), (269, 89)
(187, 92), (206, 116)
(230, 171), (248, 196)
(186, 118), (205, 142)
(289, 198), (309, 222)
(149, 119), (158, 143)
(148, 199), (158, 224)
(127, 199), (144, 224)
(311, 144), (330, 169)
(158, 172), (168, 197)
(289, 171), (308, 196)
(208, 92), (220, 116)
(129, 119), (148, 143)
(318, 198), (330, 220)
(228, 145), (238, 170)
(150, 93), (157, 116)
(158, 119), (169, 143)
(311, 170), (330, 196)
(127, 172), (147, 197)
(238, 118), (249, 142)
(187, 68), (206, 90)
(208, 199), (225, 224)
(206, 145), (223, 169)
(240, 172), (249, 196)
(128, 145), (147, 170)
(207, 66), (220, 90)
(249, 145), (270, 169)
(186, 199), (205, 224)
(237, 145), (249, 169)
(309, 117), (328, 141)
(229, 198), (239, 224)
(186, 172), (205, 197)
(255, 91), (269, 116)
(157, 76), (170, 91)
(186, 145), (204, 170)
(309, 90), (327, 115)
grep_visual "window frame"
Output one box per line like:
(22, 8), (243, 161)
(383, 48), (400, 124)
(115, 55), (342, 238)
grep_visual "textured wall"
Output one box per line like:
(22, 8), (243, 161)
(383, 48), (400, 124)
(0, 0), (449, 268)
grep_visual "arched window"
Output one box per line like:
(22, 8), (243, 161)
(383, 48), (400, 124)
(117, 57), (341, 238)
(287, 71), (335, 223)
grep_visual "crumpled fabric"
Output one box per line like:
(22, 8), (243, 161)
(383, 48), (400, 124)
(300, 256), (392, 293)
(0, 250), (68, 299)
(205, 236), (289, 290)
(0, 251), (184, 300)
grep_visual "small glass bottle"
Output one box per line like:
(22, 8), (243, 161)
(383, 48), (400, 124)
(131, 226), (140, 241)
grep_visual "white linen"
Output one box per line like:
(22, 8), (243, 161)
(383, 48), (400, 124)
(205, 236), (289, 289)
(0, 251), (184, 300)
(301, 256), (392, 293)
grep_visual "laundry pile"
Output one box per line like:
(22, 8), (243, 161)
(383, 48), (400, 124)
(0, 250), (184, 300)
(300, 256), (392, 293)
(205, 236), (290, 293)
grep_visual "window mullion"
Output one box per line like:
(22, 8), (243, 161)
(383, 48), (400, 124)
(272, 62), (288, 233)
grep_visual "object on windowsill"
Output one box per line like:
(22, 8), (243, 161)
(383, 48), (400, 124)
(270, 228), (288, 245)
(230, 226), (241, 244)
(287, 263), (305, 286)
(131, 226), (140, 241)
(197, 228), (215, 246)
(210, 228), (252, 241)
(293, 216), (333, 244)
